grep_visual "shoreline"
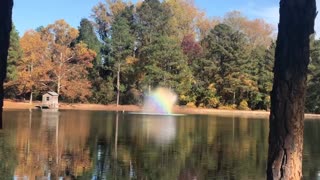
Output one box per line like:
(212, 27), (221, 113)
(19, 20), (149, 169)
(3, 100), (320, 119)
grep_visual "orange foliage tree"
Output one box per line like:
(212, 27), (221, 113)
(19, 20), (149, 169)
(18, 30), (51, 103)
(224, 11), (274, 47)
(17, 20), (96, 102)
(43, 20), (96, 101)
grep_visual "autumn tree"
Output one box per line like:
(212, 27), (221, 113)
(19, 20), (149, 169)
(267, 0), (317, 179)
(224, 11), (273, 47)
(18, 30), (51, 103)
(43, 20), (96, 101)
(165, 0), (198, 39)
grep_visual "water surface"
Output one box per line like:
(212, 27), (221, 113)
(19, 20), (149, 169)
(0, 110), (319, 179)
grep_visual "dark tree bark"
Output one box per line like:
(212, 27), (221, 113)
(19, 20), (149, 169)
(267, 0), (317, 179)
(0, 0), (14, 129)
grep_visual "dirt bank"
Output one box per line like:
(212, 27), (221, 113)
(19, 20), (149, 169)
(3, 99), (320, 119)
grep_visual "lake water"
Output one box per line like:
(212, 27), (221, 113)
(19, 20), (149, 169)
(1, 110), (319, 179)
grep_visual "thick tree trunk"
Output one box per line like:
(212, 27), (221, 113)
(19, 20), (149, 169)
(267, 0), (317, 179)
(0, 0), (14, 129)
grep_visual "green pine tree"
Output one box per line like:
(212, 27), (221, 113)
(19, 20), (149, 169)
(306, 38), (320, 113)
(135, 0), (193, 100)
(4, 24), (23, 98)
(202, 23), (252, 106)
(111, 6), (136, 104)
(6, 24), (22, 82)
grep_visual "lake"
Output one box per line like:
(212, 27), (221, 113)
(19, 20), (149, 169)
(1, 110), (319, 179)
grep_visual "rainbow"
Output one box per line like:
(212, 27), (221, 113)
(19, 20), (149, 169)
(143, 87), (177, 114)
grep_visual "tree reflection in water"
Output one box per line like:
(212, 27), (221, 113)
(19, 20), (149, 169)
(11, 110), (92, 179)
(1, 111), (319, 179)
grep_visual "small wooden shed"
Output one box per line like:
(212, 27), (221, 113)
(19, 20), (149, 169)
(42, 91), (59, 109)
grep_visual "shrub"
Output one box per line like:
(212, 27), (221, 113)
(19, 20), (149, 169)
(238, 100), (250, 110)
(207, 97), (220, 108)
(186, 102), (197, 108)
(219, 104), (237, 110)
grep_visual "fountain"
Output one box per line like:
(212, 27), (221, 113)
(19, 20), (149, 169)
(142, 87), (177, 115)
(130, 87), (180, 144)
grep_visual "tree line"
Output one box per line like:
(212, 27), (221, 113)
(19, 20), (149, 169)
(4, 0), (320, 113)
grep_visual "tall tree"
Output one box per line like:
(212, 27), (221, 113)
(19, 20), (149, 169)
(77, 18), (109, 103)
(91, 0), (129, 104)
(165, 0), (200, 40)
(181, 34), (219, 107)
(18, 30), (51, 103)
(77, 18), (102, 65)
(254, 43), (275, 110)
(135, 0), (193, 96)
(135, 0), (171, 46)
(43, 20), (96, 101)
(6, 24), (22, 82)
(111, 6), (135, 105)
(224, 11), (274, 47)
(306, 38), (320, 113)
(202, 24), (252, 106)
(4, 24), (23, 98)
(0, 0), (13, 128)
(267, 0), (317, 179)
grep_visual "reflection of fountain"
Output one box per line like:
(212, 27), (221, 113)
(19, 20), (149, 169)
(139, 87), (178, 144)
(142, 115), (176, 145)
(143, 87), (177, 114)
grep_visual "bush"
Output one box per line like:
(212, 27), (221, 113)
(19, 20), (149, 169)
(218, 104), (237, 110)
(186, 102), (197, 108)
(238, 100), (250, 110)
(207, 97), (219, 108)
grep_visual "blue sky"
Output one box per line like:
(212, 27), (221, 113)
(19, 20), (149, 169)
(12, 0), (320, 36)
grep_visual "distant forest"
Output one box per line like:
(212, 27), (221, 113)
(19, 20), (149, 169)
(4, 0), (320, 113)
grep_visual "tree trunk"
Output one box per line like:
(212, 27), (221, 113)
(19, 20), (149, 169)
(116, 64), (120, 107)
(29, 92), (33, 104)
(57, 76), (61, 95)
(267, 0), (317, 179)
(0, 0), (13, 129)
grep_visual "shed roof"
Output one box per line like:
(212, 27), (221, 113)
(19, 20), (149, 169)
(47, 91), (59, 96)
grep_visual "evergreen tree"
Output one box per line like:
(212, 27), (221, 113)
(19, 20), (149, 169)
(110, 6), (135, 105)
(135, 0), (192, 99)
(4, 24), (23, 98)
(255, 43), (274, 110)
(6, 24), (22, 82)
(77, 18), (102, 65)
(181, 34), (219, 107)
(77, 18), (111, 103)
(135, 0), (171, 46)
(202, 24), (251, 106)
(306, 39), (320, 113)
